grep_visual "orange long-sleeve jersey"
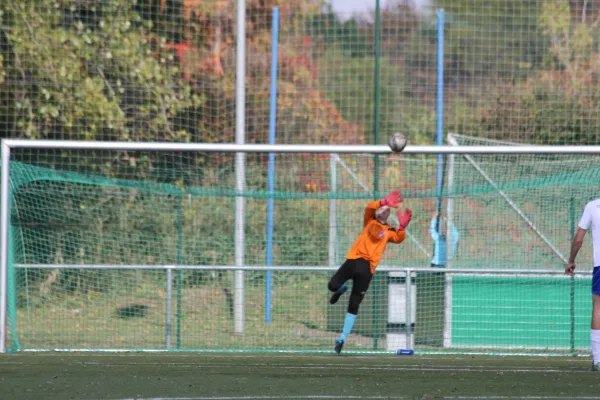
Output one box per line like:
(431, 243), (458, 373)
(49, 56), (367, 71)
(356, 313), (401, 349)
(345, 200), (406, 275)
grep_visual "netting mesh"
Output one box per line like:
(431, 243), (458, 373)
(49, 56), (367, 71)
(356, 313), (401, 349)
(2, 1), (600, 148)
(449, 134), (598, 269)
(2, 0), (599, 355)
(3, 148), (595, 354)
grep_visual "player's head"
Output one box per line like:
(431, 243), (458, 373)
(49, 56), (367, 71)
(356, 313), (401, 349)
(375, 206), (391, 224)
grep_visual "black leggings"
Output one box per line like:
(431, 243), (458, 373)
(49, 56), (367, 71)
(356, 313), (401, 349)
(327, 258), (373, 315)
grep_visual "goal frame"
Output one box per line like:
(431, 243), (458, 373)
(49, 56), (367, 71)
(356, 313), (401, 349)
(2, 138), (600, 353)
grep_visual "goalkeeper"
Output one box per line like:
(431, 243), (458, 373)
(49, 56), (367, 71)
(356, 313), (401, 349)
(327, 190), (412, 354)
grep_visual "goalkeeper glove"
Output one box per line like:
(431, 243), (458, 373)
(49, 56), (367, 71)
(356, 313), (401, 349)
(397, 208), (412, 230)
(381, 190), (402, 208)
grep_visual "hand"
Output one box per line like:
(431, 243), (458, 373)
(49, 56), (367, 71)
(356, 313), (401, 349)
(397, 208), (412, 230)
(565, 262), (576, 276)
(382, 190), (402, 208)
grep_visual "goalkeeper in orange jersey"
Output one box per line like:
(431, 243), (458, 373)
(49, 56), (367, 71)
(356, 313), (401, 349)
(327, 190), (412, 354)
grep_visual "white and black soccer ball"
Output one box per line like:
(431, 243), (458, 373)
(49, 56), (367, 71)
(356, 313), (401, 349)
(388, 133), (407, 153)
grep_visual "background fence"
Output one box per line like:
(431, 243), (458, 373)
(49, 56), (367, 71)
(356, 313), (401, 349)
(3, 1), (600, 148)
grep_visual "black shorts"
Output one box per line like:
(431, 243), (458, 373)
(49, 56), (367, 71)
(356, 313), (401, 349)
(329, 258), (373, 295)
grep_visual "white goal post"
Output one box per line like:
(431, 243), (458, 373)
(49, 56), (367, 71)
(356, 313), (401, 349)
(2, 139), (600, 354)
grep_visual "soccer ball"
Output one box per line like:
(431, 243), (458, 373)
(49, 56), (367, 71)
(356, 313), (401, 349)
(388, 133), (407, 153)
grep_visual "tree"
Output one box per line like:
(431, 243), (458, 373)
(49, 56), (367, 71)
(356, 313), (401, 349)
(433, 0), (547, 80)
(473, 0), (600, 145)
(539, 0), (599, 86)
(0, 0), (201, 146)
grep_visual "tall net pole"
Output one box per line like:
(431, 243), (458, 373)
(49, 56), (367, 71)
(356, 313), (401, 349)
(235, 0), (247, 336)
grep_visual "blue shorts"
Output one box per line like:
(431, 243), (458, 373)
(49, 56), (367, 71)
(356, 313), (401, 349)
(593, 267), (600, 295)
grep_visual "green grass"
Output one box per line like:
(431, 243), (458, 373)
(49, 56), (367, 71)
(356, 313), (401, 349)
(1, 352), (599, 400)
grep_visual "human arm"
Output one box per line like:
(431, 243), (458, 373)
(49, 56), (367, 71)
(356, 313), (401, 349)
(566, 227), (587, 276)
(387, 209), (412, 243)
(387, 227), (407, 243)
(566, 204), (592, 275)
(364, 201), (383, 226)
(450, 224), (459, 257)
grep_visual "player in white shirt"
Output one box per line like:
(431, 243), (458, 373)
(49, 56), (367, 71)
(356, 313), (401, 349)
(566, 198), (600, 371)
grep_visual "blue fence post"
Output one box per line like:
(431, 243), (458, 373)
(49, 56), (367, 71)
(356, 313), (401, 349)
(265, 7), (279, 324)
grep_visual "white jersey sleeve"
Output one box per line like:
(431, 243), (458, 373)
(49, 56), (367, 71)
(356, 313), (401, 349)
(579, 202), (594, 230)
(579, 199), (600, 267)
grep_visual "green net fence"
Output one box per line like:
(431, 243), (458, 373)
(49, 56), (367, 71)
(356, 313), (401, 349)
(3, 147), (596, 354)
(5, 1), (600, 148)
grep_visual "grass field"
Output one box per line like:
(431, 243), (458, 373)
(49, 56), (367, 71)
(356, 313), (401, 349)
(1, 352), (599, 400)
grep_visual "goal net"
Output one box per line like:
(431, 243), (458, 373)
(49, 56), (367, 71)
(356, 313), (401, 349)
(0, 141), (595, 355)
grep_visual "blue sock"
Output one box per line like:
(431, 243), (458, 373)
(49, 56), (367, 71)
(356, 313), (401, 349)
(337, 284), (348, 295)
(338, 313), (357, 342)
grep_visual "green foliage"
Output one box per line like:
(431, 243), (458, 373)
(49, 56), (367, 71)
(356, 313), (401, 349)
(0, 0), (201, 143)
(426, 0), (600, 145)
(450, 0), (600, 145)
(304, 11), (374, 58)
(0, 54), (5, 85)
(317, 48), (434, 144)
(475, 75), (600, 145)
(539, 1), (599, 82)
(303, 6), (435, 144)
(434, 0), (547, 79)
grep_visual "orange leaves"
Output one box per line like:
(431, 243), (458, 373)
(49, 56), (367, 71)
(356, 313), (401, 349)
(165, 41), (191, 60)
(155, 1), (365, 146)
(164, 38), (223, 80)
